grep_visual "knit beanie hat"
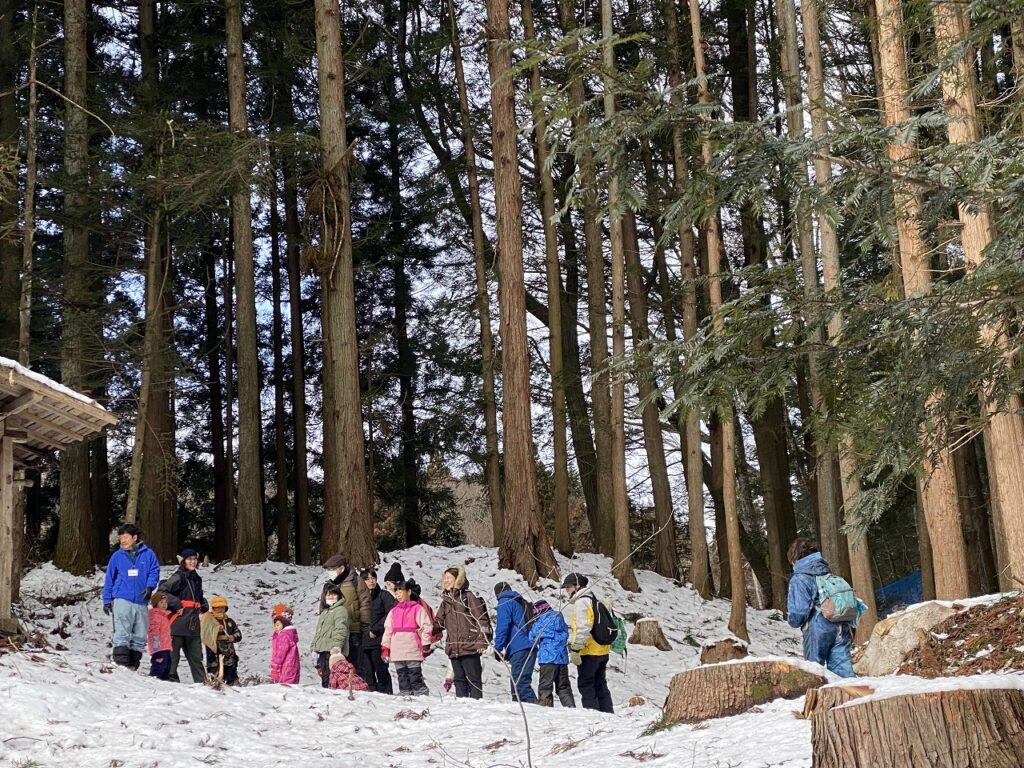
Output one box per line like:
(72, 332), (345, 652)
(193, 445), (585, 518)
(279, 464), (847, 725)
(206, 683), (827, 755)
(149, 590), (166, 608)
(494, 581), (512, 597)
(561, 572), (588, 589)
(328, 646), (346, 670)
(383, 562), (404, 584)
(179, 548), (198, 560)
(210, 596), (228, 611)
(533, 599), (552, 615)
(272, 603), (292, 621)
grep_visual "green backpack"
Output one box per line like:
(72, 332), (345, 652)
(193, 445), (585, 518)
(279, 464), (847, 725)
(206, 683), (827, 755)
(815, 574), (860, 623)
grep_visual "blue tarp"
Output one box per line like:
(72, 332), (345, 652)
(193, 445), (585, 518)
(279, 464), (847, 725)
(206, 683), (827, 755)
(875, 570), (923, 618)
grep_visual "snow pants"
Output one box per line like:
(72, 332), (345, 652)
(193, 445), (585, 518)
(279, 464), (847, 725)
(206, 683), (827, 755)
(450, 653), (483, 699)
(112, 598), (149, 655)
(538, 663), (575, 707)
(508, 648), (538, 703)
(150, 650), (171, 680)
(577, 654), (613, 713)
(803, 621), (855, 678)
(394, 660), (429, 696)
(363, 646), (393, 694)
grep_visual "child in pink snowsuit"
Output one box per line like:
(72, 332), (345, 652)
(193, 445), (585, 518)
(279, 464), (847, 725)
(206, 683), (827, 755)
(270, 605), (300, 684)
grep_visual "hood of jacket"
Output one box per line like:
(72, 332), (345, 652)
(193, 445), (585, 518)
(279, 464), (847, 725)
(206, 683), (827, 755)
(447, 564), (468, 591)
(497, 589), (521, 603)
(793, 552), (831, 577)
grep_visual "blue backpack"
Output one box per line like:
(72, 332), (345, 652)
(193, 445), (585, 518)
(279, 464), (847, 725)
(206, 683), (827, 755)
(814, 574), (860, 624)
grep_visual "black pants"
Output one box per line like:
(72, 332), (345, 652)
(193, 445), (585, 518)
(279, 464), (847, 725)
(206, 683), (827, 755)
(347, 632), (372, 683)
(204, 648), (238, 685)
(318, 651), (332, 688)
(149, 650), (171, 680)
(169, 636), (206, 683)
(577, 654), (613, 713)
(538, 663), (575, 707)
(450, 653), (483, 699)
(363, 646), (393, 694)
(394, 661), (429, 696)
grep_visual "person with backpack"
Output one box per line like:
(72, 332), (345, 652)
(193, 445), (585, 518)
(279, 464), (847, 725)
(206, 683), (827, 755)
(561, 572), (614, 713)
(435, 564), (491, 699)
(493, 582), (538, 704)
(786, 538), (862, 677)
(528, 599), (575, 708)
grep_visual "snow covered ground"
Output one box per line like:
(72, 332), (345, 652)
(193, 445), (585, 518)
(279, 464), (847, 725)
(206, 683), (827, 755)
(3, 545), (814, 768)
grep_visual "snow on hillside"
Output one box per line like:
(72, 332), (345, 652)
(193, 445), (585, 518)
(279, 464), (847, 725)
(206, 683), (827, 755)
(2, 545), (813, 768)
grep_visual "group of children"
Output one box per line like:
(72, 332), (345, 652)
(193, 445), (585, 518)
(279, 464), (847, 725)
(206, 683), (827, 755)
(146, 590), (242, 683)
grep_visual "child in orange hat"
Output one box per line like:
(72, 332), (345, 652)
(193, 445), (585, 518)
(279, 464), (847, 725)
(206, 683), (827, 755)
(201, 595), (242, 684)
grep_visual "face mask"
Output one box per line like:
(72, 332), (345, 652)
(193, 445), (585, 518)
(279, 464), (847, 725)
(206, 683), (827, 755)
(324, 572), (336, 583)
(325, 599), (338, 607)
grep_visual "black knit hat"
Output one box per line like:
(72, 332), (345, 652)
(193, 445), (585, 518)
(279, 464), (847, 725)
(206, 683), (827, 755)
(561, 572), (588, 589)
(383, 562), (404, 584)
(494, 581), (512, 597)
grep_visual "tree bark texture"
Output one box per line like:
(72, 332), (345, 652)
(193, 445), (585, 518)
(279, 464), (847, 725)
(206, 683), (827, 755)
(270, 172), (291, 562)
(0, 0), (19, 360)
(873, 0), (968, 600)
(663, 660), (825, 724)
(313, 0), (375, 566)
(486, 0), (558, 585)
(801, 683), (875, 719)
(203, 239), (229, 562)
(628, 618), (672, 651)
(811, 689), (1024, 768)
(225, 0), (266, 564)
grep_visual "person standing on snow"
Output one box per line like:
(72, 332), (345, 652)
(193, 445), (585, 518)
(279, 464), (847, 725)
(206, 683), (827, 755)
(159, 548), (209, 683)
(529, 599), (575, 708)
(321, 554), (371, 681)
(362, 568), (396, 693)
(493, 581), (538, 704)
(381, 579), (433, 696)
(102, 523), (161, 670)
(435, 564), (491, 699)
(311, 585), (350, 688)
(561, 572), (614, 713)
(200, 595), (243, 684)
(786, 538), (857, 678)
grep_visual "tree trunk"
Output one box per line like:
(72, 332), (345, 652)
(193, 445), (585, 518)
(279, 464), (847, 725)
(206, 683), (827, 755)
(18, 6), (39, 367)
(270, 168), (291, 563)
(0, 0), (19, 360)
(273, 55), (312, 566)
(54, 0), (96, 575)
(915, 479), (936, 600)
(203, 238), (229, 562)
(812, 689), (1024, 768)
(873, 0), (968, 599)
(485, 0), (558, 585)
(628, 618), (672, 651)
(688, 0), (747, 640)
(623, 211), (678, 579)
(663, 660), (826, 725)
(522, 0), (571, 557)
(225, 0), (265, 564)
(660, 0), (711, 596)
(931, 0), (1024, 594)
(313, 0), (375, 566)
(955, 437), (997, 595)
(793, 0), (876, 632)
(802, 683), (875, 719)
(601, 0), (639, 593)
(446, 0), (504, 546)
(558, 0), (615, 557)
(223, 234), (236, 559)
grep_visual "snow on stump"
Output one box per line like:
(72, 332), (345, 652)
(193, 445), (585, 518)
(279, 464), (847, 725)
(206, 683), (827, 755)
(854, 601), (956, 676)
(699, 637), (748, 665)
(812, 688), (1024, 768)
(628, 618), (672, 651)
(662, 660), (826, 724)
(801, 683), (875, 719)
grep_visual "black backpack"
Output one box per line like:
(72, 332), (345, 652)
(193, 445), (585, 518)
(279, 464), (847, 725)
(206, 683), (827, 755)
(588, 594), (620, 646)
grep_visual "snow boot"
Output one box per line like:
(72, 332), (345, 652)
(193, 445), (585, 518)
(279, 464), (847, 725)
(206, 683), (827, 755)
(128, 649), (142, 671)
(112, 645), (132, 667)
(538, 695), (554, 707)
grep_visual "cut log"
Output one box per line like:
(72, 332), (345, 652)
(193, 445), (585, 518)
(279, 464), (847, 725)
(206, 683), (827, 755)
(662, 660), (826, 724)
(700, 637), (748, 664)
(628, 618), (671, 651)
(801, 683), (875, 719)
(854, 601), (956, 676)
(812, 688), (1024, 768)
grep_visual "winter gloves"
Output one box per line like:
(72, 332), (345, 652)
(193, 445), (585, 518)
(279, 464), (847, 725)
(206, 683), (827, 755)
(103, 603), (113, 616)
(381, 646), (390, 662)
(143, 587), (153, 601)
(569, 650), (582, 666)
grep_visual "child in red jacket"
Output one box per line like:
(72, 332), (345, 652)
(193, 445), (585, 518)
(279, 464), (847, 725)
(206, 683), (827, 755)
(148, 591), (172, 680)
(270, 603), (300, 684)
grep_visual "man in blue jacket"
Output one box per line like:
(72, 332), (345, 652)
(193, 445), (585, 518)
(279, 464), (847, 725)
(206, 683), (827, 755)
(786, 538), (855, 677)
(102, 524), (161, 670)
(493, 582), (538, 703)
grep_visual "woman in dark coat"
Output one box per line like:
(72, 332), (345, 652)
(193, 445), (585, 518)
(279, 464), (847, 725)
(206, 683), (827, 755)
(362, 568), (396, 693)
(158, 548), (209, 683)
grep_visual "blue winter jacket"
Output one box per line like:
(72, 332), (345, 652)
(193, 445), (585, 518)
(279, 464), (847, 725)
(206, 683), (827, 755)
(787, 552), (851, 665)
(102, 544), (161, 605)
(528, 608), (570, 665)
(494, 591), (534, 657)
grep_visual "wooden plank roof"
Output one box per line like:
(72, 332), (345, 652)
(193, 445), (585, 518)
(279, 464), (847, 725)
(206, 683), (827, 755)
(0, 357), (117, 468)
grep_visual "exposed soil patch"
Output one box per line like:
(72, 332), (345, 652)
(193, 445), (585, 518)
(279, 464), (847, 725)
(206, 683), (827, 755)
(899, 595), (1024, 677)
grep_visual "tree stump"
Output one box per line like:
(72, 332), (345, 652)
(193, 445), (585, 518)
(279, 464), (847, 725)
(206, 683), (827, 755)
(662, 660), (826, 724)
(812, 688), (1024, 768)
(628, 618), (672, 651)
(700, 637), (748, 664)
(801, 684), (875, 719)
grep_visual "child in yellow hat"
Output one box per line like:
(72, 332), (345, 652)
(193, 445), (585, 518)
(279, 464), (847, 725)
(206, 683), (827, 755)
(201, 595), (242, 684)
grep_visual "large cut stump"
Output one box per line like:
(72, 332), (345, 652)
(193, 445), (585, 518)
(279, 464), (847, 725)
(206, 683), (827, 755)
(628, 618), (672, 651)
(801, 683), (875, 719)
(700, 637), (748, 664)
(812, 688), (1024, 768)
(662, 660), (826, 724)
